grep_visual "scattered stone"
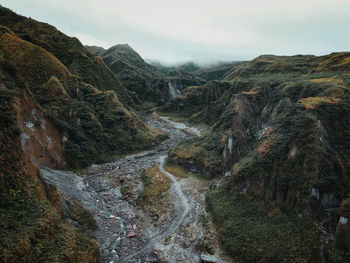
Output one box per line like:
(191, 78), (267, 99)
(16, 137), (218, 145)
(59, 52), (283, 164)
(24, 121), (34, 128)
(183, 240), (190, 248)
(127, 231), (136, 238)
(339, 216), (348, 225)
(200, 253), (218, 263)
(190, 233), (197, 242)
(40, 115), (219, 262)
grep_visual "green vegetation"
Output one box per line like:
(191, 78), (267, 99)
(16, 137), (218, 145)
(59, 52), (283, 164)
(0, 6), (170, 262)
(0, 6), (134, 106)
(1, 4), (350, 262)
(87, 44), (205, 108)
(193, 61), (243, 81)
(0, 72), (100, 262)
(168, 131), (224, 177)
(138, 166), (171, 214)
(0, 196), (100, 263)
(65, 200), (98, 235)
(0, 10), (164, 169)
(207, 181), (321, 263)
(164, 161), (192, 178)
(164, 53), (350, 261)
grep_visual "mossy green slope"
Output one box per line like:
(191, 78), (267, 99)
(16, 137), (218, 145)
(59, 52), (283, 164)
(0, 71), (100, 262)
(0, 5), (134, 107)
(0, 10), (165, 261)
(0, 28), (161, 169)
(88, 44), (206, 108)
(163, 53), (350, 262)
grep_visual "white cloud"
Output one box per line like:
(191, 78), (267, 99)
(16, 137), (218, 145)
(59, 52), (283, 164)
(2, 0), (350, 64)
(64, 30), (112, 49)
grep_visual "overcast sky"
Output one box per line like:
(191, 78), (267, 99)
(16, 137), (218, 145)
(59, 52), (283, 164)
(2, 0), (350, 65)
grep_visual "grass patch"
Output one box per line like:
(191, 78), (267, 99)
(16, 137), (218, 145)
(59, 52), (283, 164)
(298, 96), (341, 109)
(170, 144), (205, 161)
(65, 200), (97, 235)
(164, 162), (191, 178)
(138, 166), (171, 214)
(0, 196), (100, 262)
(164, 159), (202, 179)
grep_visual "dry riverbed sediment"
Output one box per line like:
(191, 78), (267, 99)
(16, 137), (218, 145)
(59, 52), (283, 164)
(41, 114), (231, 263)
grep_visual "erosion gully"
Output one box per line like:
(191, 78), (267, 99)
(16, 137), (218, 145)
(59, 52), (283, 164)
(41, 114), (231, 263)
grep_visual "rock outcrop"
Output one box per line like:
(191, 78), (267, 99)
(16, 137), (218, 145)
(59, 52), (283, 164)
(163, 52), (350, 262)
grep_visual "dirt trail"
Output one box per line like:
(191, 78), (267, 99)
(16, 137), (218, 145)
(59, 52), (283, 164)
(41, 114), (229, 263)
(123, 155), (191, 262)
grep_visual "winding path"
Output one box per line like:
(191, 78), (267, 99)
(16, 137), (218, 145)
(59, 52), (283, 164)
(123, 155), (190, 262)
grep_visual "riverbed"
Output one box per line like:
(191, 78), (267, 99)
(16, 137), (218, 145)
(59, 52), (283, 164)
(41, 114), (230, 263)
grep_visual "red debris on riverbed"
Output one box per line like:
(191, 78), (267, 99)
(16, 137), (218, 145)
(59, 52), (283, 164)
(127, 231), (136, 238)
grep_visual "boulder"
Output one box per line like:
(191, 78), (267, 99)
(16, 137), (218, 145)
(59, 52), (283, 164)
(200, 253), (218, 263)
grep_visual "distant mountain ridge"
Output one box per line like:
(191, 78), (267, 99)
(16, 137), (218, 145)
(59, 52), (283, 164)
(87, 44), (206, 108)
(148, 59), (244, 81)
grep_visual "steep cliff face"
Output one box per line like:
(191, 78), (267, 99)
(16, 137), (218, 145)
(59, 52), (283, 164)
(0, 23), (162, 169)
(163, 53), (350, 262)
(88, 45), (206, 108)
(0, 9), (166, 261)
(160, 81), (233, 124)
(0, 77), (101, 262)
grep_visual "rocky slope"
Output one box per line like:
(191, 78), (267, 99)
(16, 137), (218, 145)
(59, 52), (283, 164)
(0, 54), (101, 262)
(193, 61), (243, 81)
(0, 6), (166, 262)
(162, 52), (350, 262)
(87, 45), (206, 108)
(0, 7), (164, 169)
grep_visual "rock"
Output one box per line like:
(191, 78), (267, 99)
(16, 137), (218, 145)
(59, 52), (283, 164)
(190, 233), (197, 242)
(127, 231), (136, 238)
(200, 253), (218, 263)
(339, 216), (348, 225)
(183, 240), (191, 248)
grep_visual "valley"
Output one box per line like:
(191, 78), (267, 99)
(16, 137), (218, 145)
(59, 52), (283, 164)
(0, 4), (350, 263)
(41, 114), (228, 263)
